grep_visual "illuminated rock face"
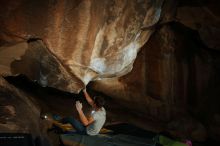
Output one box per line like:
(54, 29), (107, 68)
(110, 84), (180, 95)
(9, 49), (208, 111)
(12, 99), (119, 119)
(0, 0), (164, 92)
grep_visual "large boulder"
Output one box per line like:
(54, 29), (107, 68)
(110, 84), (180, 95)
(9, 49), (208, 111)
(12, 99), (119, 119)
(0, 0), (165, 93)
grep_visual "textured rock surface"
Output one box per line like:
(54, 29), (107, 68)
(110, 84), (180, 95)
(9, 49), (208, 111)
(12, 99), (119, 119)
(0, 40), (85, 92)
(91, 22), (220, 141)
(0, 42), (28, 75)
(0, 0), (165, 92)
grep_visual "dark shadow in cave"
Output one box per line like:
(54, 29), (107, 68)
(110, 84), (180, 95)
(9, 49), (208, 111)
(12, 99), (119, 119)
(178, 0), (209, 7)
(3, 74), (220, 146)
(4, 74), (85, 117)
(3, 75), (158, 139)
(4, 74), (79, 99)
(168, 21), (220, 115)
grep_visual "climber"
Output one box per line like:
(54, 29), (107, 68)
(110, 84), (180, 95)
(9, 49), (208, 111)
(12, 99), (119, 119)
(61, 89), (106, 135)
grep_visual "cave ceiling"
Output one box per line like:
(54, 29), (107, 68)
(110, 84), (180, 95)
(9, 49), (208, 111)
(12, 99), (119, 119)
(0, 0), (164, 93)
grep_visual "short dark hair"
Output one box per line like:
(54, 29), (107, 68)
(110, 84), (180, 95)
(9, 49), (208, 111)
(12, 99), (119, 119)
(94, 96), (105, 108)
